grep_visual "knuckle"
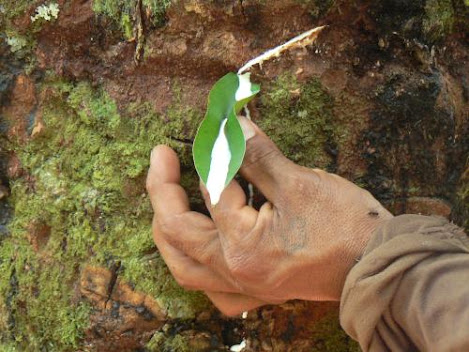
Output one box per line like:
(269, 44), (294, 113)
(303, 168), (323, 188)
(283, 171), (304, 191)
(216, 212), (247, 238)
(244, 138), (283, 170)
(281, 168), (321, 202)
(198, 250), (216, 267)
(157, 215), (179, 236)
(213, 207), (231, 225)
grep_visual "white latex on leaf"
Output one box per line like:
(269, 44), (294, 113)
(205, 118), (230, 205)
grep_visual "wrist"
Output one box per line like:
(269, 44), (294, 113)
(334, 209), (394, 300)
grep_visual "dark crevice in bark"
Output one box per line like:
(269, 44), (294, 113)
(105, 261), (121, 306)
(169, 137), (194, 146)
(239, 0), (247, 20)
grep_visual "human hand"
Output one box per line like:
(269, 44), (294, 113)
(146, 117), (393, 316)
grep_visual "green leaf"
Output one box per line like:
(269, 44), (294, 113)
(192, 72), (259, 205)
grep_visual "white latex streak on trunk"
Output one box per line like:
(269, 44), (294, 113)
(230, 339), (246, 352)
(237, 26), (326, 74)
(206, 118), (231, 205)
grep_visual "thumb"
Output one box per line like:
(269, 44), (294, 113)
(238, 116), (295, 203)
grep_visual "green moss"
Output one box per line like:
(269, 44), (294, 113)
(0, 0), (60, 34)
(92, 0), (133, 22)
(311, 313), (360, 352)
(0, 0), (37, 20)
(0, 223), (91, 350)
(0, 0), (55, 72)
(92, 0), (171, 37)
(92, 0), (134, 39)
(142, 0), (172, 25)
(165, 81), (201, 150)
(146, 332), (190, 352)
(0, 342), (18, 352)
(423, 0), (455, 42)
(258, 73), (335, 169)
(3, 26), (37, 71)
(0, 296), (8, 338)
(5, 35), (28, 54)
(121, 12), (133, 40)
(2, 77), (207, 349)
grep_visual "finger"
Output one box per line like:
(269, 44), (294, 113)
(205, 291), (268, 316)
(156, 212), (228, 270)
(153, 223), (237, 293)
(238, 116), (296, 203)
(200, 179), (247, 212)
(146, 145), (188, 213)
(146, 144), (215, 233)
(146, 146), (239, 282)
(200, 180), (258, 236)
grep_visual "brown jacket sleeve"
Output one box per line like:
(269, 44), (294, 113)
(340, 215), (469, 352)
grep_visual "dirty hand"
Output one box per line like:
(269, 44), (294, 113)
(146, 117), (393, 316)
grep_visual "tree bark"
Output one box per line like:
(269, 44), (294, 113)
(0, 0), (468, 351)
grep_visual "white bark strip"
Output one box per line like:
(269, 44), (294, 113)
(206, 118), (231, 205)
(238, 25), (326, 74)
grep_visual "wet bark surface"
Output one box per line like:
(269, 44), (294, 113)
(0, 0), (468, 350)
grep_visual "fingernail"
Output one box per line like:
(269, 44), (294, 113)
(238, 116), (256, 141)
(150, 148), (154, 164)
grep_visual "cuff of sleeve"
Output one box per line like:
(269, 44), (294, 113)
(339, 214), (468, 351)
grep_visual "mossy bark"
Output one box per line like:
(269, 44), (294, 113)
(0, 0), (468, 351)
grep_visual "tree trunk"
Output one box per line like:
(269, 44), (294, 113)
(0, 0), (468, 351)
